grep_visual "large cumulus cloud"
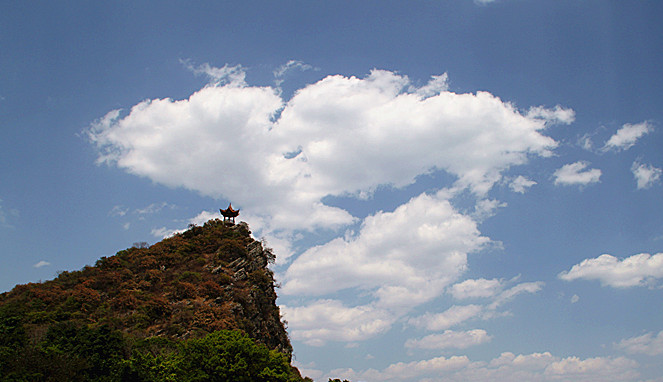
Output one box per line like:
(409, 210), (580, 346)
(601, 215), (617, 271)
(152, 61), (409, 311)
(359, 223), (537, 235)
(89, 67), (570, 236)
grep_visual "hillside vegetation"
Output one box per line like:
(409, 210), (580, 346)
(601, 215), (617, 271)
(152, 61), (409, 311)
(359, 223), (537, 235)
(0, 219), (310, 381)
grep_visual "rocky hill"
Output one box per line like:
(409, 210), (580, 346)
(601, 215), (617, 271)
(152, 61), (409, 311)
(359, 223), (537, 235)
(0, 219), (307, 381)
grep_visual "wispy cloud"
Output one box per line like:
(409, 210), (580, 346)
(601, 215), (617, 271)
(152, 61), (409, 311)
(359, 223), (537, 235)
(108, 205), (129, 217)
(0, 198), (19, 229)
(180, 59), (246, 86)
(33, 260), (51, 268)
(615, 330), (663, 356)
(135, 202), (176, 216)
(603, 122), (652, 151)
(274, 60), (315, 86)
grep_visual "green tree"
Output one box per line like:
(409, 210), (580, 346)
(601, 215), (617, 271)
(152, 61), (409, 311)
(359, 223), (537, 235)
(129, 330), (296, 382)
(39, 322), (129, 381)
(176, 330), (293, 382)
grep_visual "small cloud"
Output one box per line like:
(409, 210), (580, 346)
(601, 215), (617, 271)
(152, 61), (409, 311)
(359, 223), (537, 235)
(631, 161), (662, 190)
(526, 105), (575, 125)
(122, 222), (131, 230)
(603, 122), (652, 151)
(33, 260), (51, 268)
(570, 294), (579, 303)
(135, 202), (176, 215)
(578, 133), (594, 151)
(109, 205), (129, 217)
(553, 161), (601, 186)
(274, 60), (315, 86)
(509, 176), (537, 194)
(559, 252), (663, 288)
(181, 59), (246, 86)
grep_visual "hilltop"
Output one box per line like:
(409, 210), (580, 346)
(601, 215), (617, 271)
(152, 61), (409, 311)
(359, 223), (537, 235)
(0, 219), (309, 381)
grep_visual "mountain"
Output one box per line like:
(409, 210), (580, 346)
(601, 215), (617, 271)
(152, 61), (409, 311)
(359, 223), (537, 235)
(0, 219), (309, 381)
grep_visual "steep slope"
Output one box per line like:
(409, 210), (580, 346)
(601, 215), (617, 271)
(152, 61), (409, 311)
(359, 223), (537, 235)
(0, 219), (298, 379)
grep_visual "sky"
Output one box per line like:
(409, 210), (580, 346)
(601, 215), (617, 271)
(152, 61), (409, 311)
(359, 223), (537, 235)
(1, 1), (663, 381)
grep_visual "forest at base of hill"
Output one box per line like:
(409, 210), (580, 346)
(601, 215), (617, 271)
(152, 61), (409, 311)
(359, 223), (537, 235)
(0, 319), (307, 381)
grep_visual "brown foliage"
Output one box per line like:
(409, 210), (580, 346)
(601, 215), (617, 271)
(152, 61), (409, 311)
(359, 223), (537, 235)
(0, 219), (292, 355)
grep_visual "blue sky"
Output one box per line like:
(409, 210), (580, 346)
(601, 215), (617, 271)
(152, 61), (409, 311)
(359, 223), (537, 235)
(2, 1), (663, 381)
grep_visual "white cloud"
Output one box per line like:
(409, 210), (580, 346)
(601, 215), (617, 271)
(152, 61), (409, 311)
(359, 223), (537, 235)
(543, 356), (639, 381)
(571, 294), (579, 303)
(632, 161), (662, 189)
(615, 330), (663, 356)
(331, 355), (471, 382)
(450, 278), (503, 299)
(604, 122), (652, 151)
(281, 192), (489, 345)
(282, 192), (488, 304)
(33, 260), (51, 268)
(526, 105), (576, 125)
(89, 67), (567, 237)
(559, 253), (663, 288)
(510, 175), (537, 193)
(553, 161), (601, 186)
(181, 59), (246, 86)
(409, 305), (484, 331)
(331, 352), (639, 382)
(405, 329), (492, 350)
(281, 299), (393, 346)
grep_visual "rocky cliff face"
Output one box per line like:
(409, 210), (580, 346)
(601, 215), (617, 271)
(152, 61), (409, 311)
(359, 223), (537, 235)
(0, 219), (292, 357)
